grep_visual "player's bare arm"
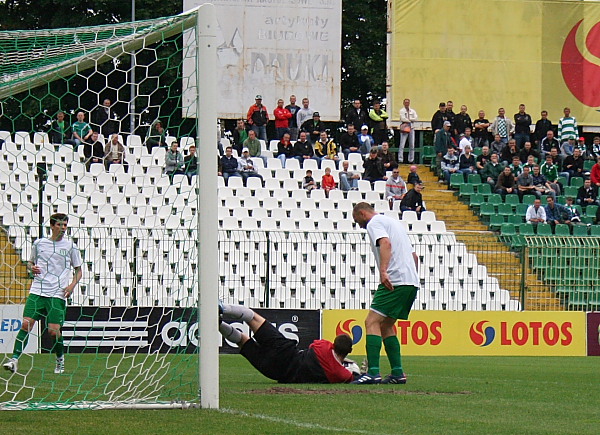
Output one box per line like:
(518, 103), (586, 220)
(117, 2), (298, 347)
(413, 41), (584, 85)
(64, 266), (83, 297)
(28, 261), (41, 275)
(413, 252), (418, 271)
(377, 237), (393, 290)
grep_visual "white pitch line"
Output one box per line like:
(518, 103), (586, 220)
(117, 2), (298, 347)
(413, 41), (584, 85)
(219, 407), (394, 435)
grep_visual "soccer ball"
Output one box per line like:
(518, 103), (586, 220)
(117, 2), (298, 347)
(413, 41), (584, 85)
(343, 358), (361, 376)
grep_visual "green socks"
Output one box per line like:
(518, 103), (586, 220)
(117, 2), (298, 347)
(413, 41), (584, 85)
(365, 334), (383, 376)
(52, 335), (64, 358)
(12, 329), (29, 359)
(383, 335), (403, 376)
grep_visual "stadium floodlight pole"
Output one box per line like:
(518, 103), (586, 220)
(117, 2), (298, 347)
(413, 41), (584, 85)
(196, 4), (219, 409)
(129, 0), (136, 134)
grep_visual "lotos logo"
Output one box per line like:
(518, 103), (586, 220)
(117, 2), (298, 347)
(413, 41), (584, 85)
(561, 20), (600, 107)
(336, 319), (362, 344)
(469, 321), (495, 347)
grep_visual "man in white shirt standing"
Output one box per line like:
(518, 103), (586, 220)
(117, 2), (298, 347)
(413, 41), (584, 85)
(3, 214), (82, 375)
(351, 202), (419, 385)
(526, 198), (546, 228)
(399, 98), (418, 164)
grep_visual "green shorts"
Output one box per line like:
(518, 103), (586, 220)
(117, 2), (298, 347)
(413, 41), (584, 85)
(23, 293), (66, 325)
(370, 284), (418, 320)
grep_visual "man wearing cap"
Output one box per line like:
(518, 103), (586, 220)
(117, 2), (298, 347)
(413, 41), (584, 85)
(247, 95), (269, 141)
(296, 97), (314, 130)
(434, 121), (453, 171)
(239, 147), (264, 186)
(358, 125), (375, 155)
(431, 102), (448, 134)
(363, 148), (386, 185)
(301, 111), (325, 143)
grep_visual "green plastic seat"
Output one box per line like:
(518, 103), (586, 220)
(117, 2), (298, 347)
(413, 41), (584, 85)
(590, 225), (600, 236)
(487, 194), (502, 205)
(505, 194), (520, 206)
(508, 214), (524, 225)
(521, 195), (536, 205)
(536, 223), (552, 235)
(515, 203), (529, 215)
(500, 223), (516, 235)
(572, 225), (589, 236)
(450, 173), (465, 188)
(477, 183), (492, 197)
(519, 223), (535, 235)
(422, 146), (436, 163)
(469, 193), (485, 208)
(554, 224), (570, 236)
(467, 174), (481, 184)
(479, 203), (496, 217)
(459, 183), (475, 199)
(570, 177), (584, 188)
(585, 205), (598, 217)
(497, 203), (514, 216)
(473, 147), (483, 156)
(564, 186), (579, 197)
(489, 214), (505, 230)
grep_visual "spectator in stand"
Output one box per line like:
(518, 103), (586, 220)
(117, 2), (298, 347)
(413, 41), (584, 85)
(576, 179), (599, 207)
(548, 147), (571, 183)
(441, 146), (459, 184)
(533, 111), (553, 148)
(481, 153), (504, 187)
(560, 137), (576, 160)
(541, 152), (565, 190)
(495, 166), (517, 197)
(453, 105), (472, 137)
(524, 154), (537, 172)
(400, 182), (426, 217)
(339, 160), (361, 191)
(532, 164), (558, 200)
(50, 111), (76, 146)
(238, 148), (264, 186)
(407, 165), (421, 186)
(218, 146), (241, 184)
(146, 120), (167, 153)
(517, 165), (538, 199)
(545, 196), (572, 230)
(273, 98), (292, 139)
(519, 141), (539, 164)
(490, 107), (514, 145)
(340, 124), (360, 159)
(378, 141), (398, 172)
(431, 102), (448, 134)
(588, 136), (600, 160)
(564, 147), (584, 179)
(399, 98), (418, 163)
(183, 145), (198, 182)
(458, 128), (474, 154)
(513, 104), (532, 148)
(509, 155), (523, 179)
(368, 100), (389, 145)
(564, 197), (582, 223)
(247, 95), (269, 141)
(591, 155), (600, 188)
(526, 198), (546, 227)
(577, 137), (588, 159)
(285, 95), (300, 140)
(501, 139), (519, 166)
(434, 121), (453, 170)
(83, 131), (105, 171)
(472, 110), (491, 148)
(321, 167), (336, 197)
(363, 148), (386, 185)
(358, 125), (375, 155)
(476, 145), (491, 172)
(458, 145), (476, 181)
(243, 129), (266, 166)
(92, 98), (118, 137)
(445, 101), (456, 132)
(303, 169), (316, 191)
(558, 107), (578, 145)
(296, 98), (314, 132)
(490, 133), (505, 156)
(163, 140), (184, 182)
(540, 130), (560, 158)
(104, 133), (127, 172)
(293, 131), (315, 165)
(276, 132), (294, 168)
(72, 111), (93, 147)
(301, 112), (325, 143)
(314, 131), (339, 168)
(385, 168), (407, 208)
(232, 119), (248, 155)
(345, 99), (369, 129)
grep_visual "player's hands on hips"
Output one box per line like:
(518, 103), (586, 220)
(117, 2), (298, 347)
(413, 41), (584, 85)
(31, 265), (42, 274)
(380, 271), (393, 291)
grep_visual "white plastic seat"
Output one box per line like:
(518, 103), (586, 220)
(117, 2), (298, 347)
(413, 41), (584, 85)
(401, 210), (418, 222)
(420, 210), (436, 223)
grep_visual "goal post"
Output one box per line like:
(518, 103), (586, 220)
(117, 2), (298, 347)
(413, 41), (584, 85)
(0, 5), (219, 410)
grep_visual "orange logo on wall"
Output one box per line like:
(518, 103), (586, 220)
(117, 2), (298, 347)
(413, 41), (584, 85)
(562, 20), (600, 107)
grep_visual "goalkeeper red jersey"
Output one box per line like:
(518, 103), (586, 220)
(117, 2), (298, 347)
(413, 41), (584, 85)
(309, 340), (354, 383)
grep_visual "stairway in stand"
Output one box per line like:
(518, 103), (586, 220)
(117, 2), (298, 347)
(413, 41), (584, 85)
(398, 164), (561, 311)
(0, 229), (30, 304)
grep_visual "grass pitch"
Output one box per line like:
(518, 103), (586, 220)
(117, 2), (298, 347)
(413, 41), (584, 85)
(1, 354), (598, 434)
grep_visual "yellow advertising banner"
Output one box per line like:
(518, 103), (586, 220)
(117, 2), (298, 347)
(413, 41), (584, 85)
(323, 310), (587, 356)
(389, 0), (600, 126)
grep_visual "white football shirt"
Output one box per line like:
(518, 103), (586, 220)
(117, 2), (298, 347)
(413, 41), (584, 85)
(29, 237), (83, 299)
(366, 214), (419, 287)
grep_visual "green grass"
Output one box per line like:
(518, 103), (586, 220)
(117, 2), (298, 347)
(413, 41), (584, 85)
(2, 354), (599, 434)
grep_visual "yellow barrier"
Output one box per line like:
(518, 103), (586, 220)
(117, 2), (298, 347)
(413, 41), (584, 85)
(389, 0), (600, 126)
(323, 310), (587, 356)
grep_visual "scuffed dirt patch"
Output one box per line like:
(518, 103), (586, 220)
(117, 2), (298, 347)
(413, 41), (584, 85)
(246, 387), (472, 396)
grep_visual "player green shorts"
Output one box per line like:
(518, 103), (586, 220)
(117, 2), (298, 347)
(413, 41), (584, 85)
(23, 293), (66, 325)
(370, 284), (418, 320)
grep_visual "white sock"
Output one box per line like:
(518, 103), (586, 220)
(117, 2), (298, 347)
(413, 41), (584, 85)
(221, 305), (254, 322)
(219, 322), (242, 344)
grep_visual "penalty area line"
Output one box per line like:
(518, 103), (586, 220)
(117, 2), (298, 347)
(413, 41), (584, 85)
(219, 407), (391, 434)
